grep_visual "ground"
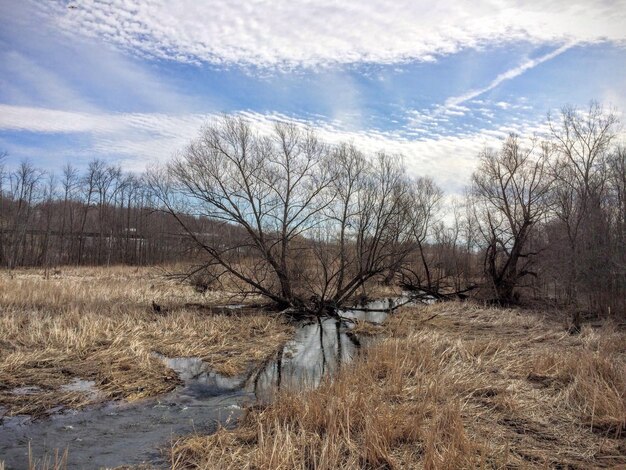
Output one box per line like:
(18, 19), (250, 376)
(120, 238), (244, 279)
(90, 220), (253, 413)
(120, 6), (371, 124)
(172, 302), (626, 469)
(0, 266), (293, 418)
(1, 267), (624, 469)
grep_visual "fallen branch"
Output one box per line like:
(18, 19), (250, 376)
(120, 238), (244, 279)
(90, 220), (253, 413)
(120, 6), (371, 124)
(419, 313), (440, 324)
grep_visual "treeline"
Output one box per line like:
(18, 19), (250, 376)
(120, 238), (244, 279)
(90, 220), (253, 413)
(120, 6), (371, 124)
(1, 102), (624, 316)
(0, 158), (227, 267)
(426, 104), (625, 315)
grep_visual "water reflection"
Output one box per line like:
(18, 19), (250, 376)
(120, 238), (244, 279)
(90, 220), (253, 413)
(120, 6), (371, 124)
(247, 295), (417, 401)
(250, 317), (360, 401)
(0, 294), (422, 469)
(148, 295), (418, 404)
(156, 355), (246, 399)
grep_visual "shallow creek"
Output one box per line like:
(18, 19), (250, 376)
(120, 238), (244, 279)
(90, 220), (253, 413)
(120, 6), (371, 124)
(0, 296), (418, 469)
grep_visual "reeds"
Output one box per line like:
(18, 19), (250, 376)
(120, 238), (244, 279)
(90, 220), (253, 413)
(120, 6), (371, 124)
(27, 443), (68, 470)
(0, 266), (293, 417)
(171, 302), (626, 469)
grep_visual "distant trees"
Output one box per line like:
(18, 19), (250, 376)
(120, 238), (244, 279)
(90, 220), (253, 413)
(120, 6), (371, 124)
(609, 145), (626, 258)
(4, 161), (44, 268)
(0, 157), (197, 268)
(543, 103), (624, 313)
(466, 102), (625, 313)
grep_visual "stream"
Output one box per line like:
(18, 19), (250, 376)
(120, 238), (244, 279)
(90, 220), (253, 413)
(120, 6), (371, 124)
(0, 296), (418, 469)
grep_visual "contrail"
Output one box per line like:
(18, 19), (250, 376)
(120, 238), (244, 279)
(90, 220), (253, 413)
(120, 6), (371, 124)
(444, 42), (576, 108)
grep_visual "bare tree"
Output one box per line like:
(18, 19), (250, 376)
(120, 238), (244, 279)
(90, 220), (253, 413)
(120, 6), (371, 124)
(77, 160), (98, 264)
(547, 103), (621, 311)
(316, 149), (413, 307)
(325, 144), (368, 297)
(608, 145), (626, 248)
(604, 144), (626, 313)
(150, 117), (333, 308)
(7, 162), (45, 267)
(59, 163), (80, 262)
(39, 172), (58, 269)
(471, 134), (553, 303)
(406, 176), (443, 291)
(150, 117), (414, 312)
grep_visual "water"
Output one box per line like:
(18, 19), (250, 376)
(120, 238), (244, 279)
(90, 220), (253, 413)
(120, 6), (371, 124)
(0, 382), (247, 468)
(251, 317), (361, 403)
(0, 296), (416, 469)
(60, 379), (103, 400)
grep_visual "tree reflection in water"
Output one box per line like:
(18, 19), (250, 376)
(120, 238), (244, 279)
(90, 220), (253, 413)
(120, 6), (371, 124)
(248, 295), (416, 401)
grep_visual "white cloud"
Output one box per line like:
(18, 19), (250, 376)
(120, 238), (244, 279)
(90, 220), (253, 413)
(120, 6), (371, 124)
(3, 103), (622, 192)
(34, 0), (626, 68)
(0, 104), (508, 192)
(0, 105), (235, 139)
(0, 50), (98, 112)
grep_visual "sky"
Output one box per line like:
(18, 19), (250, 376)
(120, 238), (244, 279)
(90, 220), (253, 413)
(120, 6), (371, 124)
(0, 0), (625, 194)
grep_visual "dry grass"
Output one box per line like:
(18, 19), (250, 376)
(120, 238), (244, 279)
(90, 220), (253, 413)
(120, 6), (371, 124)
(171, 302), (626, 469)
(26, 444), (68, 470)
(348, 319), (386, 336)
(0, 266), (293, 417)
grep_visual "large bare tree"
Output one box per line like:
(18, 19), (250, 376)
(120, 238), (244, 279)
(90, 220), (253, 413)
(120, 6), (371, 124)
(471, 134), (553, 303)
(150, 117), (414, 312)
(150, 117), (333, 308)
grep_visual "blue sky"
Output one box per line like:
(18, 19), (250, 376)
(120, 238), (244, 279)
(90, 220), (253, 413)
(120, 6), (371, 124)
(1, 0), (625, 193)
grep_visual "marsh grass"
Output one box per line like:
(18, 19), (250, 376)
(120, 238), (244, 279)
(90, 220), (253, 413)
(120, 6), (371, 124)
(171, 303), (626, 469)
(0, 266), (293, 417)
(347, 319), (386, 336)
(27, 443), (68, 470)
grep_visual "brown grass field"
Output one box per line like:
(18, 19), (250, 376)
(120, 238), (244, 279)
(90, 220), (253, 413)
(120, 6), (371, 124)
(0, 266), (293, 417)
(1, 266), (625, 469)
(171, 303), (626, 469)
